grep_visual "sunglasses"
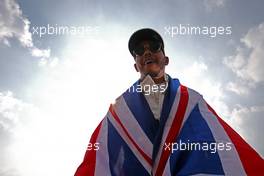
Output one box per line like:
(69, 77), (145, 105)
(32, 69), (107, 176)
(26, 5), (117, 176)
(133, 41), (162, 56)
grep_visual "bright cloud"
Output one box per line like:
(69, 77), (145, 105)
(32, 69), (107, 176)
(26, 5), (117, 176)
(0, 28), (136, 175)
(31, 47), (51, 58)
(203, 0), (226, 12)
(0, 91), (37, 133)
(0, 91), (39, 176)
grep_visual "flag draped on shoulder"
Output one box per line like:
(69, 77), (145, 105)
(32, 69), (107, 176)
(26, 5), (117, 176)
(75, 77), (264, 176)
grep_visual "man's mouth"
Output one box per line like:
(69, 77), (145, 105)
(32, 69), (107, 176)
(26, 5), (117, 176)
(144, 60), (156, 65)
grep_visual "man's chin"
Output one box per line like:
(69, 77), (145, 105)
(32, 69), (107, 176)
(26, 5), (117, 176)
(145, 70), (162, 78)
(148, 72), (159, 78)
(142, 66), (165, 79)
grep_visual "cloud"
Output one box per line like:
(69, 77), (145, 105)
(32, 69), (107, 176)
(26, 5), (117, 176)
(225, 80), (254, 95)
(31, 47), (60, 68)
(31, 47), (50, 58)
(0, 169), (19, 176)
(224, 23), (264, 83)
(221, 22), (264, 157)
(223, 22), (264, 94)
(0, 91), (37, 134)
(174, 61), (230, 118)
(241, 23), (264, 83)
(228, 105), (264, 158)
(0, 91), (39, 176)
(0, 0), (32, 47)
(203, 0), (226, 11)
(0, 0), (54, 64)
(0, 91), (24, 132)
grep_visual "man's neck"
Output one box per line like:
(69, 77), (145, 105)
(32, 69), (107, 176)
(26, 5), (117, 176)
(141, 74), (167, 84)
(151, 75), (166, 84)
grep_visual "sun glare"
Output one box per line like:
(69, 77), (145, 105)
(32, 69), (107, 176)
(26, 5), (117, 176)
(8, 35), (135, 175)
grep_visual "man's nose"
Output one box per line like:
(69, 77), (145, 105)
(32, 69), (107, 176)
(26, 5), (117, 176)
(143, 47), (152, 57)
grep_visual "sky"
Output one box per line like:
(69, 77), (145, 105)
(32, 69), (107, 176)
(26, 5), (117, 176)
(0, 0), (264, 175)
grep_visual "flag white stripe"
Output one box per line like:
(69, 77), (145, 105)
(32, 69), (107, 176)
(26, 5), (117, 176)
(152, 86), (181, 174)
(162, 158), (171, 176)
(179, 88), (202, 136)
(108, 111), (152, 174)
(113, 96), (153, 158)
(198, 99), (246, 175)
(153, 87), (201, 175)
(94, 118), (112, 175)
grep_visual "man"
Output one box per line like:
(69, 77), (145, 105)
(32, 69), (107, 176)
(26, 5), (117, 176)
(75, 28), (263, 176)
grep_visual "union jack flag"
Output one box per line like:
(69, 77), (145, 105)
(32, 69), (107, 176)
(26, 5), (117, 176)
(75, 77), (264, 176)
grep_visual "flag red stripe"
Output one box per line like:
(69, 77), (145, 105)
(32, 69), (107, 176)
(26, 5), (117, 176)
(75, 120), (103, 176)
(155, 85), (189, 176)
(207, 104), (264, 175)
(109, 104), (153, 166)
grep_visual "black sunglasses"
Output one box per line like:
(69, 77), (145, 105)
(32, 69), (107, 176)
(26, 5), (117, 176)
(133, 41), (162, 56)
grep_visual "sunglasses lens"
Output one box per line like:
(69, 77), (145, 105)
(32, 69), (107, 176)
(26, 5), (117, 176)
(134, 45), (144, 56)
(133, 41), (162, 56)
(150, 42), (161, 52)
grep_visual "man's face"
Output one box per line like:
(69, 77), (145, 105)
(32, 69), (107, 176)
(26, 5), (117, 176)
(134, 40), (169, 79)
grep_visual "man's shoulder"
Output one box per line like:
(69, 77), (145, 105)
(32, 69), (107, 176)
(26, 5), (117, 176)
(114, 94), (123, 105)
(178, 83), (203, 103)
(185, 86), (202, 97)
(169, 77), (202, 97)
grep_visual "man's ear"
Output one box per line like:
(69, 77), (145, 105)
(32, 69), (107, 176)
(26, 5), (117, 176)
(164, 56), (169, 65)
(134, 63), (139, 72)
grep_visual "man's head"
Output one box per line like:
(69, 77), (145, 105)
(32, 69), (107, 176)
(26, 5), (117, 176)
(128, 28), (169, 83)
